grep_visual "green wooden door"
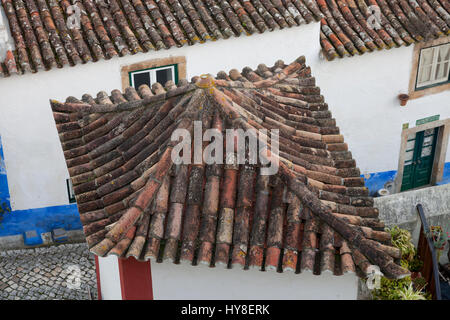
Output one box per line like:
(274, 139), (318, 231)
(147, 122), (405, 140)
(401, 128), (438, 191)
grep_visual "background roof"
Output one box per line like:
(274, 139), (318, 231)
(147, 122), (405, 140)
(1, 0), (449, 77)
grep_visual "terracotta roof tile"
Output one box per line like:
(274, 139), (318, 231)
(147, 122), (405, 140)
(319, 0), (450, 60)
(0, 0), (323, 77)
(4, 0), (447, 76)
(50, 55), (409, 280)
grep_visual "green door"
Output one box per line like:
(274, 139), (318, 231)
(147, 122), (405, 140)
(401, 128), (438, 191)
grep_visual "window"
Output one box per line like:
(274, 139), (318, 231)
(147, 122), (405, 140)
(66, 178), (76, 203)
(416, 43), (450, 89)
(129, 64), (178, 89)
(121, 57), (186, 91)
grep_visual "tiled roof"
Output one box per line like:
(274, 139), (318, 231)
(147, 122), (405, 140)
(319, 0), (450, 60)
(1, 1), (449, 77)
(50, 56), (409, 279)
(0, 0), (322, 77)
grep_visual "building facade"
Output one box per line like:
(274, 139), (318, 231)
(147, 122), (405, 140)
(0, 0), (448, 276)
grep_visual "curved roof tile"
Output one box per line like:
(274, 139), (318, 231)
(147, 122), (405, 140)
(50, 56), (409, 279)
(1, 0), (449, 76)
(320, 0), (450, 60)
(0, 0), (322, 77)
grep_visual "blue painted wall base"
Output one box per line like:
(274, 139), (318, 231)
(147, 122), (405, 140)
(24, 230), (43, 246)
(0, 204), (81, 238)
(362, 162), (450, 196)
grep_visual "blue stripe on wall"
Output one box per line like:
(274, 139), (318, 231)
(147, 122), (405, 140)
(362, 170), (397, 196)
(0, 204), (81, 237)
(362, 162), (450, 195)
(0, 135), (82, 243)
(436, 162), (450, 186)
(0, 136), (11, 213)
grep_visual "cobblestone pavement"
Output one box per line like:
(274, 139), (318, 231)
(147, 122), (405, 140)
(0, 243), (97, 300)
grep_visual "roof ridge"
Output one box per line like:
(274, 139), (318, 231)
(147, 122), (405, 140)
(50, 55), (307, 114)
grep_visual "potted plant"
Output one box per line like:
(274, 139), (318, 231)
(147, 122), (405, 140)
(430, 226), (450, 261)
(397, 283), (427, 300)
(429, 226), (449, 261)
(398, 94), (409, 106)
(409, 257), (424, 279)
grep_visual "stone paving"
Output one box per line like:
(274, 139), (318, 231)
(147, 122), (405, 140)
(0, 243), (97, 300)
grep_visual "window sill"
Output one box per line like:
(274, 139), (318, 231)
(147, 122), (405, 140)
(408, 82), (450, 100)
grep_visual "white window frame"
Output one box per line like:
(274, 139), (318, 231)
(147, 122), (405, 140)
(416, 43), (450, 89)
(66, 178), (76, 203)
(129, 65), (176, 89)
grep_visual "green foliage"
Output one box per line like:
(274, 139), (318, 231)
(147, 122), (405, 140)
(412, 277), (427, 291)
(372, 276), (412, 300)
(386, 226), (416, 261)
(397, 284), (427, 300)
(409, 257), (424, 272)
(371, 226), (429, 300)
(400, 259), (410, 270)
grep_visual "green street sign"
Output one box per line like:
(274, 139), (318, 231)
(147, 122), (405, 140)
(416, 115), (440, 126)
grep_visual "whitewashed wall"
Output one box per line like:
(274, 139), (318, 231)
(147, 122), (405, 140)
(150, 261), (358, 300)
(309, 47), (450, 176)
(0, 23), (320, 211)
(97, 256), (358, 300)
(0, 19), (448, 211)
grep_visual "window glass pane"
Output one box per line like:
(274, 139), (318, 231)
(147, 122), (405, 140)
(438, 44), (450, 62)
(404, 151), (414, 162)
(133, 72), (151, 89)
(420, 48), (434, 65)
(421, 146), (433, 157)
(419, 65), (432, 83)
(424, 128), (435, 136)
(417, 48), (435, 86)
(156, 67), (173, 86)
(422, 135), (434, 147)
(435, 62), (445, 79)
(406, 139), (416, 150)
(435, 60), (449, 82)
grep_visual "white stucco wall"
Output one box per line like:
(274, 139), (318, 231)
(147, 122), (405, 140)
(150, 261), (358, 300)
(309, 46), (450, 175)
(0, 23), (320, 211)
(97, 256), (359, 300)
(97, 255), (122, 300)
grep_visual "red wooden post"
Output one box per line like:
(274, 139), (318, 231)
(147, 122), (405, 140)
(118, 257), (153, 300)
(94, 256), (102, 300)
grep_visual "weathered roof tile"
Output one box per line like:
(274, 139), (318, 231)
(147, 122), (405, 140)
(2, 0), (449, 77)
(50, 55), (409, 280)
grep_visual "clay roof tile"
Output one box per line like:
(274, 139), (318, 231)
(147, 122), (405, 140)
(50, 55), (409, 280)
